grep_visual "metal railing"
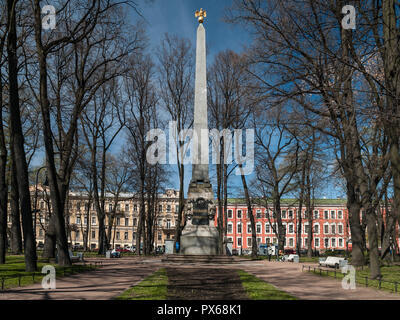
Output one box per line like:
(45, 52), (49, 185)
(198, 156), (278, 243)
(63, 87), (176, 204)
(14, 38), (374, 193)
(302, 264), (399, 294)
(0, 261), (103, 291)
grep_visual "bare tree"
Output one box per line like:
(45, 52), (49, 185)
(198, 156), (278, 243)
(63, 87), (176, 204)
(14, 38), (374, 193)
(156, 34), (193, 253)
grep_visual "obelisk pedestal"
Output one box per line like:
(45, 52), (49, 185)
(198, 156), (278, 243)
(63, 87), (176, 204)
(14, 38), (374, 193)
(180, 9), (219, 255)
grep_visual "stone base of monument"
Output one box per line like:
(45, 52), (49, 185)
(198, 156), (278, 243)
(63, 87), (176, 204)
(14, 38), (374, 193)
(161, 254), (235, 264)
(180, 224), (219, 255)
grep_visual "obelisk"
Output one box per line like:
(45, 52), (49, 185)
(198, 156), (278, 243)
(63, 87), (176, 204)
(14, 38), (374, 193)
(180, 8), (219, 255)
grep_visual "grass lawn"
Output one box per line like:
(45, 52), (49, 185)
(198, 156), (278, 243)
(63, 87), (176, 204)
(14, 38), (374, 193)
(0, 255), (96, 290)
(237, 270), (297, 300)
(305, 264), (400, 293)
(115, 268), (168, 300)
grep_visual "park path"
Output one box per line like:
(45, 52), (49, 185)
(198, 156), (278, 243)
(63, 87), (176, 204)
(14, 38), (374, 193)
(1, 257), (400, 300)
(0, 257), (159, 300)
(234, 260), (400, 300)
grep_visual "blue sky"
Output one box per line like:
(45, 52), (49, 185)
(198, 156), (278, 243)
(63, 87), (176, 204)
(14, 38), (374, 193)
(31, 0), (344, 199)
(137, 0), (251, 60)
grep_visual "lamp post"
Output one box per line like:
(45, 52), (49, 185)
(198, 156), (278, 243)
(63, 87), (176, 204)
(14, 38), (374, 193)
(33, 166), (47, 240)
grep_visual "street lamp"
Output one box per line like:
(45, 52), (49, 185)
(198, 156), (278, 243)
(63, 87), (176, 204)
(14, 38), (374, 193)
(33, 166), (48, 240)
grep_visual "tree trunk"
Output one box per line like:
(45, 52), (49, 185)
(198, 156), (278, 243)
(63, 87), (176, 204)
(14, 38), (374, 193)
(346, 186), (364, 266)
(240, 165), (257, 258)
(366, 209), (381, 279)
(0, 84), (7, 263)
(7, 0), (37, 271)
(10, 156), (22, 254)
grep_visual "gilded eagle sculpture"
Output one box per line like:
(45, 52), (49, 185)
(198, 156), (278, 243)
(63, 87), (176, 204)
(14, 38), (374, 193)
(195, 8), (206, 23)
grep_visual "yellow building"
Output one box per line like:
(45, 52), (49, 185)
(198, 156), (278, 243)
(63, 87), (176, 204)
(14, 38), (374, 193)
(8, 187), (181, 251)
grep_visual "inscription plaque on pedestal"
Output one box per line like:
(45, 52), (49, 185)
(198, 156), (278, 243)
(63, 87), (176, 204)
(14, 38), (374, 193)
(192, 198), (209, 225)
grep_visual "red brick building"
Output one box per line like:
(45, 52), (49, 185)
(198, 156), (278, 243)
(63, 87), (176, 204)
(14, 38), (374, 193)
(214, 200), (400, 254)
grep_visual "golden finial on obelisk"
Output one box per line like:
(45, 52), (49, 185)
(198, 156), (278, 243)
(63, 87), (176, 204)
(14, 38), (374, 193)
(195, 8), (207, 23)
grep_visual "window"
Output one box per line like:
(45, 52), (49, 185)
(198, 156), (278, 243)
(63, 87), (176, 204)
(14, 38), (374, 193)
(324, 224), (329, 234)
(92, 231), (96, 239)
(125, 218), (129, 227)
(116, 232), (120, 240)
(92, 216), (96, 225)
(289, 238), (294, 247)
(324, 211), (328, 219)
(132, 232), (136, 240)
(84, 215), (88, 225)
(331, 224), (336, 234)
(281, 210), (286, 219)
(256, 210), (262, 219)
(288, 224), (294, 234)
(331, 238), (336, 247)
(247, 237), (252, 247)
(166, 219), (171, 229)
(237, 210), (242, 219)
(314, 224), (319, 234)
(265, 224), (270, 233)
(324, 238), (329, 248)
(77, 202), (81, 211)
(247, 224), (252, 233)
(338, 211), (343, 219)
(125, 204), (129, 212)
(304, 224), (310, 234)
(75, 231), (80, 240)
(227, 209), (233, 219)
(315, 238), (320, 247)
(339, 238), (343, 247)
(338, 224), (343, 234)
(227, 223), (233, 234)
(134, 204), (138, 212)
(237, 223), (242, 234)
(304, 238), (308, 247)
(109, 204), (112, 212)
(257, 237), (262, 244)
(331, 210), (336, 219)
(124, 232), (128, 240)
(159, 204), (163, 212)
(40, 202), (44, 209)
(314, 210), (319, 219)
(158, 232), (162, 241)
(116, 217), (120, 226)
(167, 205), (171, 212)
(133, 218), (137, 226)
(256, 223), (262, 234)
(288, 210), (293, 219)
(76, 216), (81, 224)
(237, 238), (242, 246)
(175, 205), (179, 212)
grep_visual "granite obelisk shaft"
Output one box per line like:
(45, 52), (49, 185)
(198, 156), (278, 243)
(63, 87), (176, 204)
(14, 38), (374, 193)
(191, 23), (209, 185)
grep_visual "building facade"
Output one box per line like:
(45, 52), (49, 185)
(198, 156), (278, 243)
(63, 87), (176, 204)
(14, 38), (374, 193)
(8, 188), (399, 253)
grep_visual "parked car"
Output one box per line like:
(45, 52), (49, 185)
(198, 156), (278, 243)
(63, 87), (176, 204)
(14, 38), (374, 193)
(286, 254), (299, 262)
(73, 244), (84, 251)
(319, 256), (347, 268)
(116, 248), (131, 253)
